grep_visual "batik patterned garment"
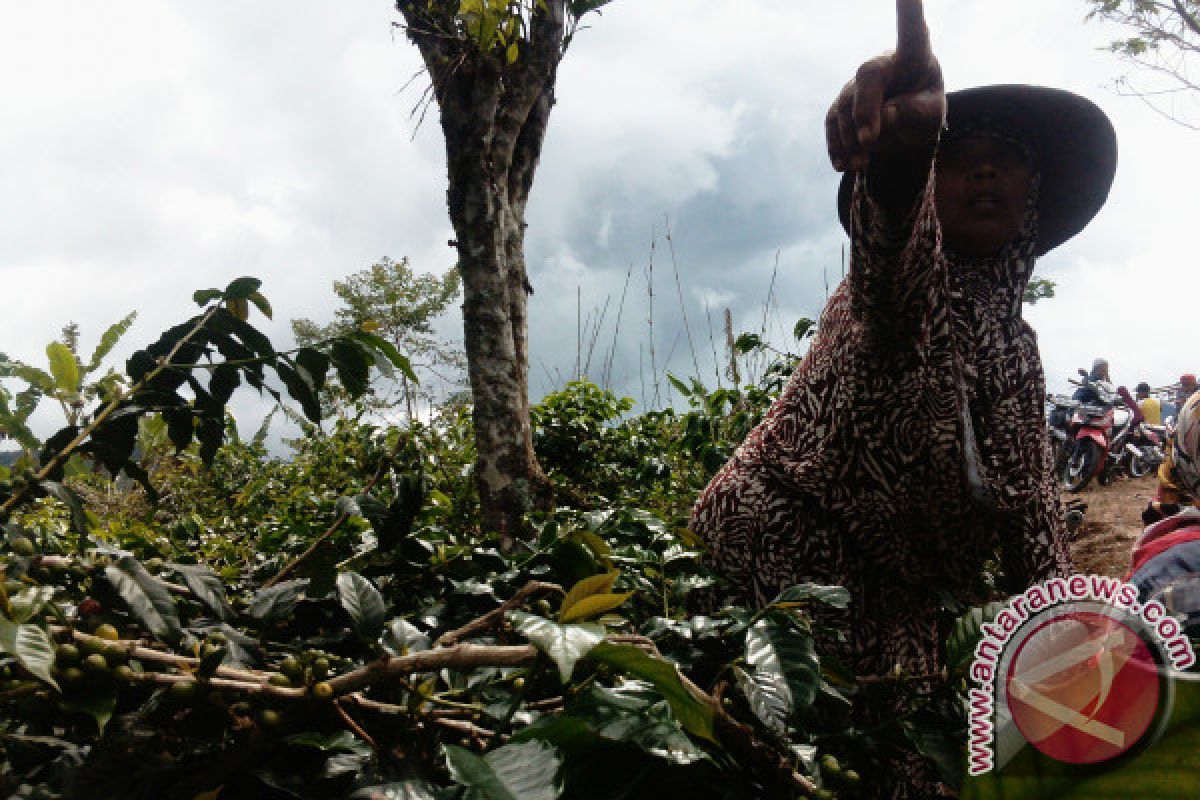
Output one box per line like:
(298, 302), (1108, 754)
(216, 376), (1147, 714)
(691, 162), (1072, 680)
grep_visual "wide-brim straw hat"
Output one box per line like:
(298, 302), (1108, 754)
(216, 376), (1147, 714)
(837, 85), (1118, 256)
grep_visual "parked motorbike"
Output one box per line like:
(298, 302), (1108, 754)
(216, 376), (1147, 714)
(1123, 421), (1166, 478)
(1046, 393), (1078, 474)
(1061, 369), (1132, 492)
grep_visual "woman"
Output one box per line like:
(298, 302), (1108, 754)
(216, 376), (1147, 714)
(691, 2), (1116, 789)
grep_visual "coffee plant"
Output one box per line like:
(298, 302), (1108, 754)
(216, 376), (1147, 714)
(0, 281), (977, 799)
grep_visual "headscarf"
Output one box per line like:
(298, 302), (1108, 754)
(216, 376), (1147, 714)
(1175, 393), (1200, 496)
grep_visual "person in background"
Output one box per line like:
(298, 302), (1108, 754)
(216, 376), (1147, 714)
(1144, 391), (1199, 525)
(1132, 395), (1200, 603)
(1118, 385), (1144, 427)
(1137, 382), (1163, 426)
(1179, 374), (1198, 408)
(1074, 357), (1115, 405)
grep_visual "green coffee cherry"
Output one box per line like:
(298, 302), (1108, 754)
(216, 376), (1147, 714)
(257, 708), (282, 729)
(93, 623), (119, 641)
(280, 656), (303, 682)
(55, 643), (81, 665)
(9, 536), (35, 557)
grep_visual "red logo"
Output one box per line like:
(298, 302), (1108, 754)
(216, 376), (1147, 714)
(1005, 611), (1161, 765)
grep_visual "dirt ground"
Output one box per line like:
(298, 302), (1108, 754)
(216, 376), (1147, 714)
(1066, 472), (1159, 578)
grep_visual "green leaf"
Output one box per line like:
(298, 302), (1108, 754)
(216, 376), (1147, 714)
(247, 580), (309, 626)
(59, 688), (117, 734)
(40, 481), (89, 547)
(170, 564), (234, 622)
(331, 339), (372, 397)
(0, 617), (59, 689)
(276, 360), (322, 423)
(770, 583), (851, 610)
(902, 719), (965, 791)
(348, 779), (436, 800)
(103, 556), (182, 644)
(350, 332), (417, 384)
(558, 592), (633, 624)
(45, 342), (80, 393)
(382, 618), (431, 657)
(736, 664), (789, 735)
(9, 586), (57, 624)
(223, 276), (263, 300)
(666, 374), (691, 398)
(193, 288), (223, 306)
(946, 602), (1006, 677)
(444, 740), (562, 800)
(744, 618), (820, 719)
(568, 682), (707, 765)
(559, 571), (618, 620)
(296, 348), (330, 394)
(507, 611), (604, 683)
(336, 571), (387, 643)
(568, 0), (614, 18)
(0, 360), (55, 392)
(248, 291), (273, 320)
(733, 332), (763, 353)
(587, 641), (715, 742)
(87, 312), (137, 373)
(287, 730), (370, 754)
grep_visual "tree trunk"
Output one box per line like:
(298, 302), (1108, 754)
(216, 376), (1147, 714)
(399, 2), (565, 541)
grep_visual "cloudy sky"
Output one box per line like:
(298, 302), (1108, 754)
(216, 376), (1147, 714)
(1, 0), (1197, 445)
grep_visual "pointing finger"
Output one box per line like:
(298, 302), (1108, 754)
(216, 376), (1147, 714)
(895, 0), (932, 69)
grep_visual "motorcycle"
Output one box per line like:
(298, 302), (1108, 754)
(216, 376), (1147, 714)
(1046, 393), (1078, 474)
(1061, 369), (1133, 492)
(1122, 421), (1166, 478)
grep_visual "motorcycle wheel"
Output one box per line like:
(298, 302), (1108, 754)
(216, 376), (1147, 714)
(1128, 452), (1152, 479)
(1062, 439), (1101, 493)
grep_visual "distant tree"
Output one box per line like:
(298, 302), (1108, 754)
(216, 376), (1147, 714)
(1086, 0), (1200, 129)
(1023, 275), (1057, 305)
(394, 0), (612, 540)
(292, 257), (463, 421)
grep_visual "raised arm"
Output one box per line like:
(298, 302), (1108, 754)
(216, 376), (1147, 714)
(827, 0), (947, 342)
(825, 0), (945, 211)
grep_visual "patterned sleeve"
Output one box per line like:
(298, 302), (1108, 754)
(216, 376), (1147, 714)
(846, 162), (943, 347)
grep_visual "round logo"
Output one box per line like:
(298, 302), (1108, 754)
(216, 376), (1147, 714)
(1005, 610), (1162, 765)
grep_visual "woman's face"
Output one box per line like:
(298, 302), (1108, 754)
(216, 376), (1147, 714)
(934, 133), (1035, 257)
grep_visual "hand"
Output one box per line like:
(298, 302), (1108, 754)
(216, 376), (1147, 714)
(826, 0), (945, 173)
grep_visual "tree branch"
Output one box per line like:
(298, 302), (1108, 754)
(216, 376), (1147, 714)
(263, 432), (407, 588)
(1172, 0), (1200, 37)
(433, 580), (563, 647)
(325, 643), (539, 696)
